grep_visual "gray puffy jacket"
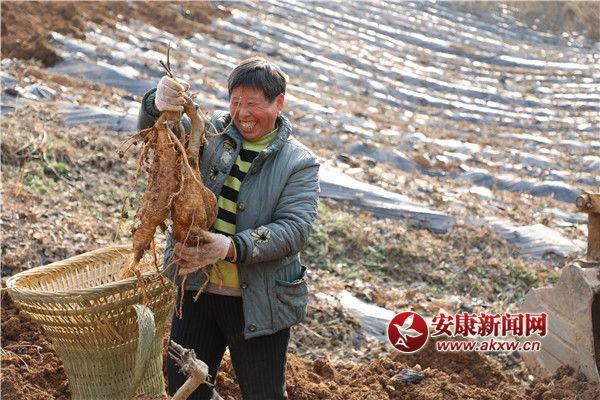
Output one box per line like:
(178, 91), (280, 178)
(138, 89), (320, 339)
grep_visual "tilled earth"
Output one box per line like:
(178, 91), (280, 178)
(1, 291), (70, 400)
(1, 1), (228, 67)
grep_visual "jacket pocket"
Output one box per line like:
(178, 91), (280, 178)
(273, 265), (309, 329)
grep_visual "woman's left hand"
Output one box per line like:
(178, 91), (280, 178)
(174, 233), (232, 275)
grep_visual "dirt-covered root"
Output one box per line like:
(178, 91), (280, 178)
(118, 111), (182, 279)
(131, 112), (181, 262)
(118, 96), (218, 297)
(171, 98), (218, 247)
(171, 170), (216, 246)
(183, 98), (206, 167)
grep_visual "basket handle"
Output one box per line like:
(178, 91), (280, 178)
(129, 304), (156, 398)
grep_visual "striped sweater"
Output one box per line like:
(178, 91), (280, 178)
(206, 126), (279, 296)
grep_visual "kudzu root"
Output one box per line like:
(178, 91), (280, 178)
(118, 111), (182, 280)
(118, 56), (219, 310)
(171, 98), (218, 248)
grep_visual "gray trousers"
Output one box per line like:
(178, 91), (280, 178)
(167, 291), (290, 400)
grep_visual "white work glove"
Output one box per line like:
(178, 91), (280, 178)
(155, 75), (190, 112)
(174, 232), (232, 275)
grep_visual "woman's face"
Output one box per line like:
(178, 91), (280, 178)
(229, 85), (284, 142)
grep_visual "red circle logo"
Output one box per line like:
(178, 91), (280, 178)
(387, 311), (429, 353)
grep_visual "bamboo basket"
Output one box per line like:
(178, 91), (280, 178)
(6, 244), (177, 400)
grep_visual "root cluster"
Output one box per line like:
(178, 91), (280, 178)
(117, 98), (218, 301)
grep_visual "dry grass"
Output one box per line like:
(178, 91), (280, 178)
(304, 199), (560, 313)
(1, 103), (138, 275)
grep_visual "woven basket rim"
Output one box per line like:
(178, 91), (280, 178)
(6, 244), (167, 299)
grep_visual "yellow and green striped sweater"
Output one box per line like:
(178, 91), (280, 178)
(206, 126), (279, 296)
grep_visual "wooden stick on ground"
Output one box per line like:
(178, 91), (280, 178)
(169, 341), (213, 400)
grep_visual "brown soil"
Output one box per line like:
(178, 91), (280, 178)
(1, 1), (229, 67)
(394, 339), (517, 390)
(136, 345), (531, 400)
(1, 289), (70, 400)
(529, 366), (600, 400)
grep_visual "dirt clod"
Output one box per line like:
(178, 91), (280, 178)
(1, 1), (229, 66)
(529, 366), (600, 400)
(313, 358), (337, 379)
(1, 291), (70, 400)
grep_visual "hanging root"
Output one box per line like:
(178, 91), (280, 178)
(178, 120), (187, 149)
(172, 263), (182, 319)
(178, 274), (188, 319)
(120, 112), (182, 277)
(120, 130), (154, 219)
(166, 129), (204, 189)
(193, 269), (211, 302)
(117, 128), (150, 158)
(152, 238), (168, 292)
(134, 266), (150, 306)
(170, 98), (218, 245)
(166, 98), (218, 306)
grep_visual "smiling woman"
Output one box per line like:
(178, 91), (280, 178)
(137, 56), (320, 400)
(229, 85), (284, 142)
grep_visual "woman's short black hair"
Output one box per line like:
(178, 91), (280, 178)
(227, 57), (286, 102)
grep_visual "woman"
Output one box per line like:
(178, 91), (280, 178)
(137, 57), (320, 400)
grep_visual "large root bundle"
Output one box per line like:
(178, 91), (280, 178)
(118, 111), (182, 279)
(118, 97), (218, 302)
(132, 112), (182, 264)
(116, 48), (219, 306)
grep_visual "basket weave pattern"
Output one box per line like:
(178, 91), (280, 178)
(7, 245), (177, 400)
